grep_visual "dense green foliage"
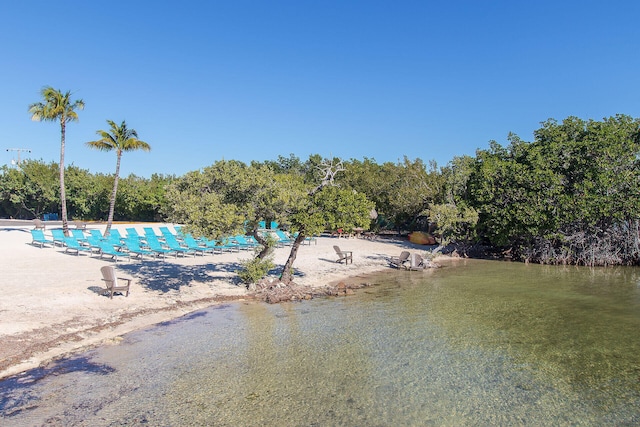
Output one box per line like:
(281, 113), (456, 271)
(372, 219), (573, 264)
(163, 157), (375, 282)
(0, 160), (172, 222)
(5, 112), (640, 267)
(467, 115), (640, 264)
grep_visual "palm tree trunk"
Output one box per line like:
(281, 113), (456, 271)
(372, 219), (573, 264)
(59, 120), (69, 235)
(105, 151), (122, 236)
(280, 232), (307, 283)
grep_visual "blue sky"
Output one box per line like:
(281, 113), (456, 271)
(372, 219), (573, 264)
(1, 1), (639, 177)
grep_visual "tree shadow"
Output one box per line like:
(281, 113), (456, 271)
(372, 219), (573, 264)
(115, 260), (245, 293)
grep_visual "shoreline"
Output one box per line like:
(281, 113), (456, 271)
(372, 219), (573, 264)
(0, 222), (448, 381)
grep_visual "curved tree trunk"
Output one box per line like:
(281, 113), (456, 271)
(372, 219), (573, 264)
(280, 232), (307, 284)
(59, 120), (69, 236)
(104, 151), (122, 236)
(251, 229), (273, 259)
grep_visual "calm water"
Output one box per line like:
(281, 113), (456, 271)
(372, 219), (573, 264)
(2, 259), (640, 426)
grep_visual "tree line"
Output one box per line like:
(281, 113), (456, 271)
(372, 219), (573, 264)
(0, 161), (172, 223)
(3, 111), (639, 268)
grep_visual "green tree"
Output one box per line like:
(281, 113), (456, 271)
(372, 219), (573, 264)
(28, 86), (85, 234)
(280, 158), (374, 283)
(0, 160), (59, 219)
(164, 157), (373, 284)
(85, 120), (151, 235)
(164, 160), (301, 259)
(468, 115), (640, 264)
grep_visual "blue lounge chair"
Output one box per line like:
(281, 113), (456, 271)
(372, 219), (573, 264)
(101, 229), (124, 244)
(30, 229), (54, 248)
(89, 229), (105, 240)
(125, 227), (144, 240)
(97, 241), (131, 262)
(182, 235), (215, 255)
(163, 234), (195, 257)
(85, 236), (106, 255)
(159, 226), (178, 240)
(218, 238), (240, 252)
(71, 229), (88, 242)
(51, 229), (67, 247)
(274, 230), (293, 246)
(121, 238), (156, 260)
(143, 227), (161, 239)
(233, 235), (258, 250)
(145, 235), (178, 258)
(63, 237), (92, 256)
(270, 221), (279, 230)
(200, 237), (238, 253)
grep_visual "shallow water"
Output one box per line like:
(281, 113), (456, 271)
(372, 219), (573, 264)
(2, 259), (640, 426)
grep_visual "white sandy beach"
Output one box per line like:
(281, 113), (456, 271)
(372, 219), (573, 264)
(0, 222), (443, 380)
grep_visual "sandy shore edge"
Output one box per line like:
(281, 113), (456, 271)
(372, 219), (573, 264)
(0, 222), (448, 380)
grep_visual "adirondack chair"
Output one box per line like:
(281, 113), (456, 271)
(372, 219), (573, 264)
(100, 266), (131, 299)
(409, 253), (426, 271)
(333, 246), (353, 264)
(390, 251), (411, 269)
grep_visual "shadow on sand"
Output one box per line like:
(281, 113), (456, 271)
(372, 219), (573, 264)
(113, 259), (245, 293)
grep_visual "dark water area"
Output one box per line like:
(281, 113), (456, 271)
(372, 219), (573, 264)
(2, 259), (640, 426)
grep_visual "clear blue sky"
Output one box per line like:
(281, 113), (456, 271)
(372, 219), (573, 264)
(1, 1), (639, 178)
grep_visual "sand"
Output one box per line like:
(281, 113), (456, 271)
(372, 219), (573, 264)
(0, 222), (441, 380)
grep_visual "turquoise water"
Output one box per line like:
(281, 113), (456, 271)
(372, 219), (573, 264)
(2, 259), (640, 425)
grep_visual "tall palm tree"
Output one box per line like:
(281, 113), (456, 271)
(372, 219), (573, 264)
(86, 120), (151, 235)
(29, 87), (85, 235)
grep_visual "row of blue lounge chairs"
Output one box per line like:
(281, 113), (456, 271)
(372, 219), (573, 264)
(30, 226), (268, 262)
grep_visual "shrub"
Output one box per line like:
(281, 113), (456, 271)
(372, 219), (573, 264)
(237, 255), (275, 285)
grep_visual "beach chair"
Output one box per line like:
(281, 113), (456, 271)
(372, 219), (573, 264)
(274, 230), (293, 246)
(233, 235), (257, 250)
(159, 226), (177, 240)
(102, 228), (124, 242)
(164, 234), (196, 257)
(97, 241), (131, 262)
(145, 235), (178, 258)
(71, 229), (88, 243)
(33, 218), (46, 230)
(182, 235), (215, 255)
(409, 253), (426, 271)
(144, 227), (161, 240)
(30, 229), (54, 248)
(86, 236), (106, 255)
(100, 266), (131, 299)
(63, 237), (92, 256)
(333, 246), (353, 264)
(51, 229), (67, 247)
(89, 229), (105, 240)
(270, 221), (279, 230)
(202, 237), (238, 253)
(390, 251), (411, 269)
(73, 221), (87, 230)
(125, 227), (144, 240)
(121, 238), (156, 260)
